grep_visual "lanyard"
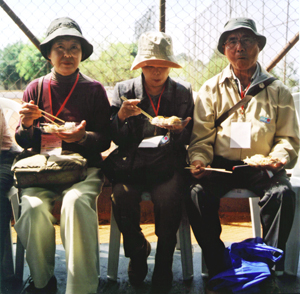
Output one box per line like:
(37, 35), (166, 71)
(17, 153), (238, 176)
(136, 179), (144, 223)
(48, 73), (79, 117)
(240, 82), (251, 110)
(145, 84), (166, 117)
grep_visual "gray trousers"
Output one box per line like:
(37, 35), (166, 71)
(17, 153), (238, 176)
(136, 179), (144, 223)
(186, 156), (295, 278)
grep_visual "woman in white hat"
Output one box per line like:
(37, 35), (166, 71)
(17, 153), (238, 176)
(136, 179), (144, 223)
(15, 17), (111, 294)
(107, 31), (194, 291)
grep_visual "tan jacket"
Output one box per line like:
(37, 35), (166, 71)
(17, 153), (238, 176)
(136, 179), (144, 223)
(188, 63), (300, 169)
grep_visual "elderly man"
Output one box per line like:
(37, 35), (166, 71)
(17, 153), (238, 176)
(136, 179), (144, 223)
(187, 18), (299, 293)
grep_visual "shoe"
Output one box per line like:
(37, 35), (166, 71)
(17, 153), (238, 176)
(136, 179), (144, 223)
(128, 240), (151, 285)
(258, 273), (281, 294)
(25, 276), (57, 294)
(152, 270), (173, 293)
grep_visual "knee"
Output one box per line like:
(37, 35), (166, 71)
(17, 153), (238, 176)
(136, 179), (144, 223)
(20, 196), (49, 221)
(112, 183), (132, 206)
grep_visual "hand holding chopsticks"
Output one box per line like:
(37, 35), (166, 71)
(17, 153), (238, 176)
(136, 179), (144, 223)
(120, 96), (153, 120)
(21, 100), (65, 126)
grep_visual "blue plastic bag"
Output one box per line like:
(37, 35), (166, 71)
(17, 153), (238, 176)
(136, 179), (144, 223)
(208, 237), (283, 294)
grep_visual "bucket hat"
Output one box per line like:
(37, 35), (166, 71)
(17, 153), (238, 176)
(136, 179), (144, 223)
(40, 17), (93, 61)
(131, 31), (181, 70)
(217, 18), (266, 54)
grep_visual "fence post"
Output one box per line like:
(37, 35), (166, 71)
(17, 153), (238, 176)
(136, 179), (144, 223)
(159, 0), (165, 32)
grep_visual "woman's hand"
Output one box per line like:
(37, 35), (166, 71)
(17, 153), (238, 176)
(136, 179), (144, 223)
(190, 160), (212, 179)
(118, 99), (141, 123)
(167, 117), (192, 134)
(56, 120), (87, 143)
(19, 100), (42, 128)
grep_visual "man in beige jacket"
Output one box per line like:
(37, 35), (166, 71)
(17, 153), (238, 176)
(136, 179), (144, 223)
(187, 18), (299, 294)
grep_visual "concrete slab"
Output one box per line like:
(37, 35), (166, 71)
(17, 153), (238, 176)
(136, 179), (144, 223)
(11, 243), (300, 294)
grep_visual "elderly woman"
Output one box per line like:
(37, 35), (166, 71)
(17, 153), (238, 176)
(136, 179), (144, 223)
(14, 17), (111, 294)
(107, 31), (194, 291)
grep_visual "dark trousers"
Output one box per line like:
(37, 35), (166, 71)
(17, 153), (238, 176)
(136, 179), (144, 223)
(0, 150), (17, 281)
(186, 156), (295, 278)
(111, 171), (187, 272)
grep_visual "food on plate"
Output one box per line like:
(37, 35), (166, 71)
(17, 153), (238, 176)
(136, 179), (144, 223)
(42, 122), (77, 133)
(151, 115), (182, 126)
(243, 154), (281, 166)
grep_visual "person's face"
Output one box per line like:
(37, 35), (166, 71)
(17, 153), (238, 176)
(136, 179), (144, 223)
(223, 29), (261, 73)
(141, 66), (171, 91)
(48, 37), (82, 76)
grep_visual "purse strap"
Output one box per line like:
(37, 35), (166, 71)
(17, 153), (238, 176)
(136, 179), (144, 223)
(215, 77), (277, 127)
(36, 76), (44, 106)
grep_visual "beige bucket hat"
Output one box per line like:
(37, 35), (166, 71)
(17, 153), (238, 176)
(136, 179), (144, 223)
(131, 31), (182, 70)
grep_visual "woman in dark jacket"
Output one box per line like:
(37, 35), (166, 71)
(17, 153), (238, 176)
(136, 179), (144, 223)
(108, 31), (194, 291)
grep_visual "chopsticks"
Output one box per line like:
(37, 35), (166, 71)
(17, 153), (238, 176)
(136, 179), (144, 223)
(120, 96), (153, 120)
(40, 110), (65, 123)
(21, 101), (65, 124)
(41, 114), (60, 126)
(185, 166), (233, 174)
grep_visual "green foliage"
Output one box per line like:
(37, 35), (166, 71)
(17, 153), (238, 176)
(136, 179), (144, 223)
(0, 42), (25, 90)
(16, 43), (50, 81)
(80, 42), (140, 86)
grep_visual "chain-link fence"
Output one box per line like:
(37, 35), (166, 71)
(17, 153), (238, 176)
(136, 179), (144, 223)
(0, 0), (299, 99)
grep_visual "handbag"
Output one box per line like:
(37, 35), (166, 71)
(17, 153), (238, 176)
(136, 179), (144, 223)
(207, 237), (283, 294)
(101, 136), (175, 183)
(11, 150), (88, 188)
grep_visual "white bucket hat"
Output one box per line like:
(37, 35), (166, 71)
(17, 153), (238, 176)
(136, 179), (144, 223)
(131, 31), (182, 70)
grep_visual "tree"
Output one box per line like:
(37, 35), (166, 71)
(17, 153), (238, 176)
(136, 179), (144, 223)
(0, 42), (25, 90)
(81, 42), (140, 86)
(134, 6), (156, 41)
(16, 43), (50, 82)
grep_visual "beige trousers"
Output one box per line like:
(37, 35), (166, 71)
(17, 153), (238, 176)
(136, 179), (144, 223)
(14, 168), (103, 294)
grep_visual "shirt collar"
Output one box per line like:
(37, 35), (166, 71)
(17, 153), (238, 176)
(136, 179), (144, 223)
(231, 63), (260, 91)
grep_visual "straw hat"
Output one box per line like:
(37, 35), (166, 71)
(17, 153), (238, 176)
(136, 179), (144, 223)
(217, 17), (266, 54)
(131, 31), (181, 70)
(40, 17), (93, 61)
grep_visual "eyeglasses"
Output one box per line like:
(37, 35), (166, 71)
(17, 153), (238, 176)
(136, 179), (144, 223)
(224, 37), (257, 50)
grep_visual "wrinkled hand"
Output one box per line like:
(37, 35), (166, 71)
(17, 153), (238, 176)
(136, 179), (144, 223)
(19, 100), (42, 128)
(165, 117), (192, 134)
(118, 99), (141, 123)
(190, 160), (212, 179)
(55, 120), (86, 143)
(258, 158), (287, 173)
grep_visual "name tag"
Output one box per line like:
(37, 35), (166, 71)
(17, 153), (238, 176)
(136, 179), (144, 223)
(41, 133), (62, 155)
(230, 122), (251, 149)
(260, 116), (271, 124)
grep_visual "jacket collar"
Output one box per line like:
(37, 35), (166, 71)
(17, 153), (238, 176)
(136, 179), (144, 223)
(220, 62), (272, 88)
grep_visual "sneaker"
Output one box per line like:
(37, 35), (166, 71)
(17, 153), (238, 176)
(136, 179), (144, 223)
(25, 276), (57, 294)
(128, 240), (151, 285)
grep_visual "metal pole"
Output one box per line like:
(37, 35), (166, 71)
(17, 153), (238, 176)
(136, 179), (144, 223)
(266, 32), (299, 72)
(0, 0), (40, 51)
(159, 0), (165, 32)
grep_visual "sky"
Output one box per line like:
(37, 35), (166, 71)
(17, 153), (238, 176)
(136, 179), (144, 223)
(0, 0), (212, 55)
(0, 0), (299, 80)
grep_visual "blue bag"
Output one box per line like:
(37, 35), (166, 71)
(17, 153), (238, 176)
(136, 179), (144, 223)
(208, 237), (283, 294)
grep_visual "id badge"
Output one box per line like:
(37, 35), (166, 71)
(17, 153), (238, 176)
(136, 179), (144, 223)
(230, 122), (251, 148)
(41, 133), (62, 155)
